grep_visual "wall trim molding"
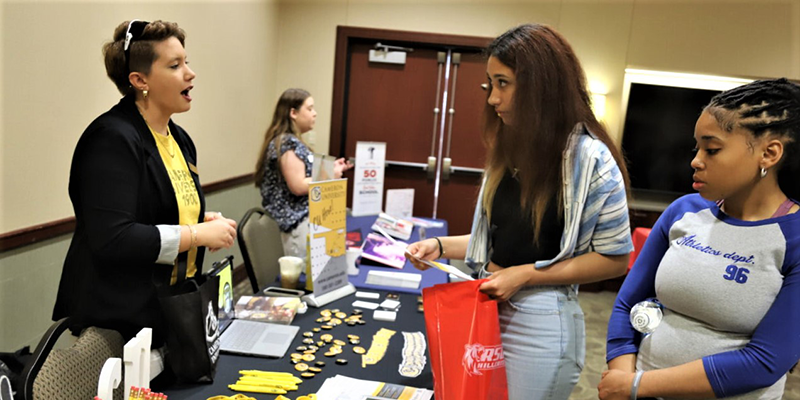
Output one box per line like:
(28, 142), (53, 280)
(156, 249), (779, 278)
(0, 173), (254, 253)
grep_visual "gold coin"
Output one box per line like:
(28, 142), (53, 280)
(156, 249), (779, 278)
(308, 367), (322, 373)
(320, 310), (332, 317)
(312, 327), (321, 332)
(352, 346), (366, 354)
(315, 317), (326, 323)
(330, 318), (342, 325)
(330, 347), (343, 355)
(295, 363), (309, 372)
(302, 338), (315, 344)
(300, 372), (316, 379)
(321, 325), (333, 330)
(303, 331), (314, 337)
(322, 316), (332, 322)
(290, 353), (303, 359)
(320, 334), (333, 342)
(324, 351), (336, 357)
(331, 308), (340, 313)
(316, 341), (325, 347)
(334, 312), (347, 319)
(347, 334), (360, 340)
(302, 353), (315, 362)
(333, 339), (346, 346)
(303, 349), (316, 355)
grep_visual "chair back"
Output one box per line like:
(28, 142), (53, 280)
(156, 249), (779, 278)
(22, 318), (124, 400)
(237, 207), (285, 293)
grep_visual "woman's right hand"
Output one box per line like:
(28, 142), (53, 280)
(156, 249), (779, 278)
(405, 239), (440, 270)
(196, 217), (238, 251)
(333, 157), (354, 179)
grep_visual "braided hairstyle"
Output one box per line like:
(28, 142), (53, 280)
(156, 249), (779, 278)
(705, 78), (800, 199)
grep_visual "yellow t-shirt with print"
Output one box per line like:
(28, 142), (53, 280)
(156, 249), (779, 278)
(150, 126), (200, 282)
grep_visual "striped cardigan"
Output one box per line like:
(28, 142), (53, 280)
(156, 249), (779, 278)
(466, 123), (633, 272)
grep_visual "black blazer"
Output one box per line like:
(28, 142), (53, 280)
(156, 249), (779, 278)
(53, 94), (206, 344)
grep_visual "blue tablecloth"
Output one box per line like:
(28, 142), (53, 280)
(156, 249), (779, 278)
(347, 215), (450, 294)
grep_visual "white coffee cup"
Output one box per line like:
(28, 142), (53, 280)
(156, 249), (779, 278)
(346, 248), (362, 276)
(278, 256), (304, 289)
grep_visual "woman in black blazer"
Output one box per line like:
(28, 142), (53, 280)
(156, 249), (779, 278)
(53, 20), (237, 345)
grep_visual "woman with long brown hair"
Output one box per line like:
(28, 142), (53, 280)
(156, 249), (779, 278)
(255, 88), (351, 258)
(406, 24), (633, 399)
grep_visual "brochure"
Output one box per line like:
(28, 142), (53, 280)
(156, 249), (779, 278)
(234, 296), (301, 325)
(316, 374), (433, 400)
(371, 213), (413, 241)
(347, 228), (364, 249)
(361, 233), (408, 269)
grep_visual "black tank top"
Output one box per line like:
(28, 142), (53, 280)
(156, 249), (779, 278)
(489, 172), (564, 268)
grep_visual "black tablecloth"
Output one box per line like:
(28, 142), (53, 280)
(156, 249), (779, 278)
(163, 290), (433, 399)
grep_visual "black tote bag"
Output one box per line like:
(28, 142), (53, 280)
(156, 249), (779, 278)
(158, 260), (221, 383)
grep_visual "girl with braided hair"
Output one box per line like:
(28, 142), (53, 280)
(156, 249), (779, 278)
(601, 78), (800, 400)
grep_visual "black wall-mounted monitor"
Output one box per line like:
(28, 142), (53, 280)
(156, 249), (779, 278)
(619, 70), (751, 203)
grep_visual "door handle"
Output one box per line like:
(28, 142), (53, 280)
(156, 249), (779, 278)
(426, 156), (436, 179)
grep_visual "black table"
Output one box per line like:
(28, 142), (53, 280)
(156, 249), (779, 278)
(163, 290), (433, 399)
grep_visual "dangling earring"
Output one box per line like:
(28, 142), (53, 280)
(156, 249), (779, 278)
(761, 167), (768, 178)
(143, 89), (148, 99)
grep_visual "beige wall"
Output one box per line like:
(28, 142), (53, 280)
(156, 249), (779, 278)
(0, 0), (279, 232)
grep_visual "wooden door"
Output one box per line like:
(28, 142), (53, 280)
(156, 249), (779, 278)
(331, 27), (492, 235)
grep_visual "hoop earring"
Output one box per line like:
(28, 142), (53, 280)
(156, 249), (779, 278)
(143, 89), (148, 99)
(761, 167), (768, 178)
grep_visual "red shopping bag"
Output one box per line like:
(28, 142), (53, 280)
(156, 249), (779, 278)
(423, 279), (508, 400)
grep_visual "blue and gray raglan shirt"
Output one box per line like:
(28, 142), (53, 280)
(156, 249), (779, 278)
(607, 194), (800, 399)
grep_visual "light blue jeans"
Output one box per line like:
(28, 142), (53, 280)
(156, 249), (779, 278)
(480, 269), (585, 400)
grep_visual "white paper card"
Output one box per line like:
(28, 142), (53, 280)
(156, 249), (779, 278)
(352, 300), (380, 310)
(352, 142), (386, 217)
(385, 188), (414, 219)
(373, 310), (397, 322)
(379, 299), (401, 310)
(355, 291), (380, 299)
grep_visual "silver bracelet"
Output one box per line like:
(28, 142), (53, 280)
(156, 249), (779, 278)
(631, 370), (644, 400)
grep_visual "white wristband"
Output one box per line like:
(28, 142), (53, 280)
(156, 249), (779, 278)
(631, 370), (644, 400)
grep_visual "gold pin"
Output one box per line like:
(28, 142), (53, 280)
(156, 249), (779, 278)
(294, 363), (309, 372)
